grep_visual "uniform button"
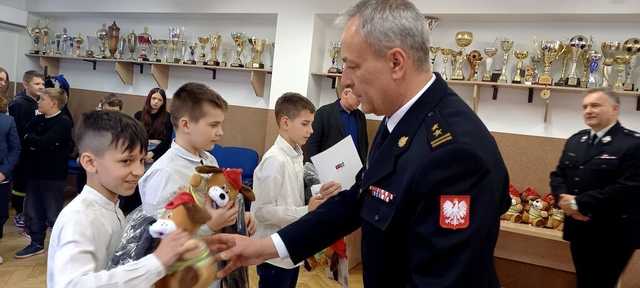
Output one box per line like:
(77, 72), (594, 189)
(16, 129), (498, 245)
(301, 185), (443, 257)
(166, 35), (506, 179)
(574, 177), (580, 181)
(374, 215), (380, 221)
(579, 166), (584, 169)
(427, 112), (434, 117)
(573, 189), (579, 193)
(565, 161), (570, 165)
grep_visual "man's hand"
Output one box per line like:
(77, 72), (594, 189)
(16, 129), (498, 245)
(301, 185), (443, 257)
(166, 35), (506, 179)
(319, 181), (342, 198)
(558, 194), (590, 222)
(245, 212), (256, 236)
(308, 195), (326, 212)
(204, 196), (238, 231)
(205, 234), (279, 278)
(0, 172), (6, 182)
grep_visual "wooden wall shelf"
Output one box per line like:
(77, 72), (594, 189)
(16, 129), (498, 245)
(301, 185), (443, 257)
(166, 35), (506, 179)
(26, 54), (271, 97)
(311, 72), (640, 122)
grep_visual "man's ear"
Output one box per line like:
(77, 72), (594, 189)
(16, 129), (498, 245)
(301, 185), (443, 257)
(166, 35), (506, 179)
(79, 152), (97, 173)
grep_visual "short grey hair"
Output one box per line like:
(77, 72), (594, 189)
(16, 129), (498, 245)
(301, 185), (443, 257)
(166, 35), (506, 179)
(340, 0), (431, 71)
(585, 87), (620, 105)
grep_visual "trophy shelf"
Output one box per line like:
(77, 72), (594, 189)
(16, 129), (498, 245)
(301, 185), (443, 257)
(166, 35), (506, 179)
(26, 53), (271, 97)
(311, 72), (342, 89)
(447, 80), (640, 121)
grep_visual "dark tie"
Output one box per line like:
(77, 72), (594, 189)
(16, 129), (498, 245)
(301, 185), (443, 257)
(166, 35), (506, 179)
(589, 134), (598, 146)
(370, 119), (390, 162)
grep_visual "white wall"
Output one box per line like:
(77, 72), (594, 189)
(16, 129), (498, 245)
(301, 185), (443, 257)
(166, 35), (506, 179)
(7, 0), (640, 138)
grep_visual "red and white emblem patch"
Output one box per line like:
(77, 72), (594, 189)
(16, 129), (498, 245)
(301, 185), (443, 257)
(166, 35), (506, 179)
(439, 195), (470, 230)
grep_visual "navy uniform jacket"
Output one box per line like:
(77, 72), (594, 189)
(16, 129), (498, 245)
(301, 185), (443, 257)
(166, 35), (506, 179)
(550, 122), (640, 248)
(279, 73), (510, 287)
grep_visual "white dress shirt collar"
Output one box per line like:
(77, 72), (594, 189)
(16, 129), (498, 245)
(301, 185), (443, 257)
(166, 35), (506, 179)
(82, 185), (118, 210)
(274, 135), (303, 158)
(172, 141), (209, 164)
(386, 73), (436, 132)
(590, 121), (617, 141)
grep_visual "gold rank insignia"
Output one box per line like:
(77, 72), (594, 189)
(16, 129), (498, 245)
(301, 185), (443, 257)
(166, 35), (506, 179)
(430, 123), (452, 148)
(398, 136), (408, 148)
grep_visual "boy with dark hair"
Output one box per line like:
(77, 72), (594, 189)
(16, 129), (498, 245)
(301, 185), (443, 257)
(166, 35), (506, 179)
(47, 110), (191, 287)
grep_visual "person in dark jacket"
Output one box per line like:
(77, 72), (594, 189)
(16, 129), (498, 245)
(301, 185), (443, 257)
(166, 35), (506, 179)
(206, 1), (511, 287)
(304, 86), (368, 165)
(15, 88), (72, 259)
(550, 88), (640, 288)
(8, 70), (44, 229)
(0, 95), (21, 240)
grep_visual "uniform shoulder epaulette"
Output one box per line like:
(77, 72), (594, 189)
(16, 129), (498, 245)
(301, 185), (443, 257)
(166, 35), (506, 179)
(622, 128), (640, 139)
(425, 110), (454, 150)
(570, 129), (590, 140)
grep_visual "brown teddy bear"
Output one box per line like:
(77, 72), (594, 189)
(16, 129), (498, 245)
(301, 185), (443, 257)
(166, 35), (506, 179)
(152, 192), (218, 288)
(189, 165), (255, 288)
(528, 197), (550, 227)
(501, 184), (524, 223)
(543, 193), (565, 230)
(520, 187), (541, 224)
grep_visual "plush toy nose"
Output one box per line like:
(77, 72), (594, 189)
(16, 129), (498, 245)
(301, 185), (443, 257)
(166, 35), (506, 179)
(209, 186), (229, 207)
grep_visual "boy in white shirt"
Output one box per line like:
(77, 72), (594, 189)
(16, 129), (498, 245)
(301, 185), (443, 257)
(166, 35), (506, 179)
(251, 92), (341, 288)
(47, 110), (192, 288)
(139, 82), (255, 238)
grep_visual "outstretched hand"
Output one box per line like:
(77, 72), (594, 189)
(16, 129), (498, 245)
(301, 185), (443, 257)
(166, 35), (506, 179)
(204, 234), (280, 278)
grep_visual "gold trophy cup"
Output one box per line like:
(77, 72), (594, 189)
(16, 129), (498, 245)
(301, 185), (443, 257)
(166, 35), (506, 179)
(483, 48), (498, 82)
(538, 40), (566, 86)
(452, 31), (473, 80)
(248, 37), (267, 69)
(497, 39), (514, 83)
(466, 50), (483, 81)
(230, 32), (246, 68)
(198, 36), (210, 64)
(207, 34), (223, 66)
(512, 50), (529, 84)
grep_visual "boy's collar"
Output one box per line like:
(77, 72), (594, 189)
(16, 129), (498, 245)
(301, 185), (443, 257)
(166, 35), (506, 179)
(82, 185), (119, 209)
(172, 141), (208, 163)
(275, 135), (302, 158)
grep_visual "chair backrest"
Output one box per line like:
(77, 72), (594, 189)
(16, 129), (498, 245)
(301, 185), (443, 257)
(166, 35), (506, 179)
(210, 145), (260, 187)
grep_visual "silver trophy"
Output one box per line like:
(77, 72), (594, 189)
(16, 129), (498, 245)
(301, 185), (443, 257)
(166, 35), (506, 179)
(26, 21), (42, 54)
(566, 35), (588, 87)
(587, 53), (602, 88)
(96, 24), (108, 58)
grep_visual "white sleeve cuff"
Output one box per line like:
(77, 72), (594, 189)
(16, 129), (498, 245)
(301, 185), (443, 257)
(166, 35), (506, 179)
(270, 233), (290, 259)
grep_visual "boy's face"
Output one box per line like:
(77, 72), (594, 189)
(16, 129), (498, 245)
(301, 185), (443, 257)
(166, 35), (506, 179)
(82, 144), (145, 197)
(281, 110), (314, 146)
(183, 103), (225, 151)
(37, 94), (57, 114)
(23, 77), (44, 98)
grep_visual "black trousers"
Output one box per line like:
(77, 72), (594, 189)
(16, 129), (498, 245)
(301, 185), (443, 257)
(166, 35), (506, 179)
(256, 263), (300, 288)
(570, 238), (635, 288)
(24, 179), (65, 246)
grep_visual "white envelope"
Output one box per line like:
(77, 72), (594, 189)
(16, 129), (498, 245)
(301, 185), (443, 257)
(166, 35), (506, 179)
(310, 135), (363, 190)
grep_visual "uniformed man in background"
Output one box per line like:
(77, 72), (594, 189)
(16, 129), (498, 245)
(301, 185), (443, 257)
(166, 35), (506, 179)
(550, 88), (640, 288)
(206, 0), (511, 287)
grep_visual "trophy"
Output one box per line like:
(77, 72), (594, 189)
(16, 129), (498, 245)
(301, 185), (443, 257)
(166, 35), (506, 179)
(497, 38), (514, 83)
(248, 37), (267, 69)
(440, 48), (453, 80)
(54, 33), (62, 55)
(555, 47), (571, 86)
(72, 33), (84, 57)
(587, 53), (602, 88)
(429, 46), (440, 68)
(623, 37), (640, 91)
(537, 40), (566, 85)
(613, 54), (630, 91)
(40, 22), (50, 55)
(197, 36), (210, 64)
(96, 24), (108, 59)
(600, 41), (620, 88)
(26, 22), (42, 54)
(451, 31), (473, 80)
(61, 28), (71, 56)
(565, 35), (588, 87)
(150, 39), (162, 62)
(168, 27), (184, 63)
(230, 32), (246, 68)
(425, 16), (439, 34)
(126, 30), (137, 60)
(579, 37), (594, 88)
(183, 41), (197, 65)
(466, 50), (483, 81)
(511, 50), (529, 84)
(328, 41), (342, 73)
(85, 35), (96, 58)
(482, 48), (497, 82)
(137, 27), (152, 61)
(107, 21), (120, 59)
(207, 34), (223, 66)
